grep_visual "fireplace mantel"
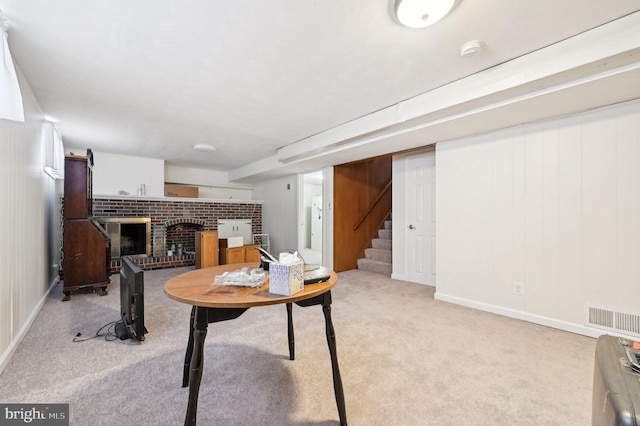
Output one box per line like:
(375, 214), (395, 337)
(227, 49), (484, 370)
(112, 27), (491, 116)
(94, 195), (263, 205)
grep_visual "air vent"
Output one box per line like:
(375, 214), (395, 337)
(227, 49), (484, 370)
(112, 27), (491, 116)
(587, 306), (640, 337)
(616, 311), (640, 335)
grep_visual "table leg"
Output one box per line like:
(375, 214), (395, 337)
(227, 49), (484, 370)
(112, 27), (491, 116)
(322, 291), (347, 426)
(182, 307), (248, 425)
(185, 306), (208, 426)
(183, 306), (196, 388)
(286, 303), (295, 360)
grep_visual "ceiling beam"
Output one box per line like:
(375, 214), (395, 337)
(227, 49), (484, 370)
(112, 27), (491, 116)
(228, 11), (640, 183)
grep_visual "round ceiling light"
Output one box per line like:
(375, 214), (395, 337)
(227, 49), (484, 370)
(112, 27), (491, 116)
(193, 144), (217, 152)
(395, 0), (457, 29)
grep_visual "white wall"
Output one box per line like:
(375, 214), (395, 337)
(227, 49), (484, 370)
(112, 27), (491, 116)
(253, 175), (298, 256)
(88, 151), (165, 197)
(0, 68), (60, 373)
(164, 164), (253, 200)
(165, 164), (254, 200)
(165, 163), (231, 186)
(63, 153), (256, 199)
(435, 100), (640, 337)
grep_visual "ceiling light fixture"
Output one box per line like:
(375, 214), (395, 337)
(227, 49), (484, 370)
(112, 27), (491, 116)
(395, 0), (457, 29)
(193, 144), (217, 152)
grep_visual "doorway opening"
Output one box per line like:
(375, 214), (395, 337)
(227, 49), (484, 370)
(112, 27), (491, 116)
(299, 170), (323, 265)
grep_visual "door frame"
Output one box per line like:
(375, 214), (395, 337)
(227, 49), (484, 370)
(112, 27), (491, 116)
(296, 168), (334, 269)
(391, 146), (436, 283)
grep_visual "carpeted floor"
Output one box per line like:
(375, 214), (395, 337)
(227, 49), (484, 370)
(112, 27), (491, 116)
(0, 267), (596, 425)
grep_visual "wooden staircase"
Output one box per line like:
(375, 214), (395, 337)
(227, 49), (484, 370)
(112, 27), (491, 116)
(356, 217), (392, 276)
(333, 155), (392, 272)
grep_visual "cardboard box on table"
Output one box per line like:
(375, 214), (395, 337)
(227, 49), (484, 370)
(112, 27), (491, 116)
(269, 260), (304, 296)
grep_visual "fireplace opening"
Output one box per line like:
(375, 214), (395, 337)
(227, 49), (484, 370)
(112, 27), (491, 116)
(98, 217), (151, 259)
(166, 223), (203, 254)
(120, 223), (148, 256)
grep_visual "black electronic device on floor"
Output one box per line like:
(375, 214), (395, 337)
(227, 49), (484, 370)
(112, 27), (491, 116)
(115, 257), (148, 341)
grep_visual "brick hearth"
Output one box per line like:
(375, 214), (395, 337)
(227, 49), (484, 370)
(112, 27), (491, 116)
(62, 196), (262, 273)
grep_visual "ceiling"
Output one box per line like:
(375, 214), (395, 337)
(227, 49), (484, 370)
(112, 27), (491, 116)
(1, 1), (639, 182)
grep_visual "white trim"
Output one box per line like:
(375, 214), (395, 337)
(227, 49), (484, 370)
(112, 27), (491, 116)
(0, 276), (58, 375)
(321, 166), (334, 269)
(94, 195), (263, 204)
(434, 291), (610, 339)
(296, 173), (305, 254)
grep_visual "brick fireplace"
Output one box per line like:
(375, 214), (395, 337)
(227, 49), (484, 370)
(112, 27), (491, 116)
(63, 196), (262, 273)
(98, 217), (152, 259)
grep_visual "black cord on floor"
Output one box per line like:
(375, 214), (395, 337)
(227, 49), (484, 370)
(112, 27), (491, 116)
(72, 320), (119, 342)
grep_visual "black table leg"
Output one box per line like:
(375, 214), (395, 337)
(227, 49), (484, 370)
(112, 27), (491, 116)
(185, 306), (208, 426)
(287, 303), (295, 360)
(183, 306), (196, 388)
(183, 307), (248, 425)
(322, 292), (347, 426)
(179, 296), (343, 425)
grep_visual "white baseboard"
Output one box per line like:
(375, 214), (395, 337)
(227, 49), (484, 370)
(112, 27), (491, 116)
(434, 291), (607, 339)
(0, 276), (59, 375)
(391, 273), (406, 281)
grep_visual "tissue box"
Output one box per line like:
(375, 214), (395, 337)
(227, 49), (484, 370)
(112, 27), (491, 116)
(269, 260), (304, 296)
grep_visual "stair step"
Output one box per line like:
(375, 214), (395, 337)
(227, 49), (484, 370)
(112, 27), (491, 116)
(384, 220), (392, 230)
(378, 229), (392, 240)
(372, 238), (392, 250)
(365, 248), (392, 263)
(357, 258), (392, 276)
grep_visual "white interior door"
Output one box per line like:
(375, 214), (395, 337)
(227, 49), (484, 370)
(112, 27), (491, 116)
(405, 151), (436, 285)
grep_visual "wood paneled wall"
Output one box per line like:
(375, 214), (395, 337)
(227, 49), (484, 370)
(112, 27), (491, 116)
(0, 69), (59, 373)
(436, 99), (640, 334)
(334, 155), (392, 272)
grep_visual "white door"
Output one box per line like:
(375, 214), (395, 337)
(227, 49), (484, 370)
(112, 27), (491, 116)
(405, 151), (436, 285)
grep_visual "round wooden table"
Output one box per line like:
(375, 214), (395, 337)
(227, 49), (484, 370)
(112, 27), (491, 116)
(165, 262), (338, 307)
(164, 263), (347, 426)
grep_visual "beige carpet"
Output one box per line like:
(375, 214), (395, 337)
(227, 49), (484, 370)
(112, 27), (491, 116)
(0, 267), (596, 425)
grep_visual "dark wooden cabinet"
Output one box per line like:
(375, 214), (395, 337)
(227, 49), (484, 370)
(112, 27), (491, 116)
(63, 219), (111, 299)
(64, 154), (93, 219)
(62, 152), (111, 300)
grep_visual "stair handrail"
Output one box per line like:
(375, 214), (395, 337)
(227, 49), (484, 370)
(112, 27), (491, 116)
(355, 208), (393, 261)
(353, 178), (392, 231)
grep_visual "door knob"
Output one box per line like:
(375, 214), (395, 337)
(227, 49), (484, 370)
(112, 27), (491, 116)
(408, 224), (415, 229)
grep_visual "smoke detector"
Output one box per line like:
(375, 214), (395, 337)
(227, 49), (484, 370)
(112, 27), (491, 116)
(460, 40), (483, 57)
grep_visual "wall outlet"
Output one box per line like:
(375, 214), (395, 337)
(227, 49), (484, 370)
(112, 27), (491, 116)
(512, 282), (525, 296)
